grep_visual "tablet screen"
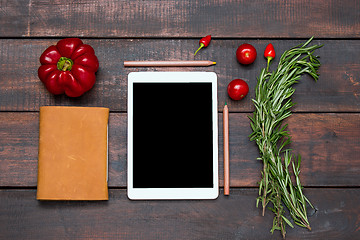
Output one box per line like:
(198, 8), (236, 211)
(133, 82), (213, 188)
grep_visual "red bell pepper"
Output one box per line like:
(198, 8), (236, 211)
(38, 38), (99, 97)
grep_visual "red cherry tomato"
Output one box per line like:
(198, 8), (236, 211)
(227, 79), (249, 100)
(236, 43), (257, 65)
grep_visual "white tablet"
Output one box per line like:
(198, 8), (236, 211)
(127, 72), (218, 200)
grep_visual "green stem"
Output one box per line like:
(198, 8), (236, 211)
(57, 57), (73, 71)
(266, 57), (272, 72)
(62, 61), (71, 71)
(194, 43), (205, 56)
(262, 161), (267, 216)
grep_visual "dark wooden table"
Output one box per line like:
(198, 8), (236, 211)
(1, 0), (359, 239)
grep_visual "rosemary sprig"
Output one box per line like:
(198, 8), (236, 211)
(249, 37), (322, 238)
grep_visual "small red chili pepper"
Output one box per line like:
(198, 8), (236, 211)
(264, 43), (275, 71)
(194, 35), (211, 56)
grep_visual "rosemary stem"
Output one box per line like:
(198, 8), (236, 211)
(249, 38), (322, 238)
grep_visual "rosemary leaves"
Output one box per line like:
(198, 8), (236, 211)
(249, 37), (322, 238)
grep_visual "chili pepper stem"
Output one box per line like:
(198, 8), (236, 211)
(194, 43), (205, 56)
(266, 57), (273, 72)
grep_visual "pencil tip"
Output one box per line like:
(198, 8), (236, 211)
(225, 101), (227, 106)
(213, 62), (216, 65)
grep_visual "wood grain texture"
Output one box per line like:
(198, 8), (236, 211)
(0, 0), (29, 36)
(0, 188), (359, 240)
(1, 0), (359, 38)
(0, 39), (359, 112)
(1, 112), (359, 187)
(1, 1), (359, 239)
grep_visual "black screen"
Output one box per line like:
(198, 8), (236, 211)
(133, 82), (213, 188)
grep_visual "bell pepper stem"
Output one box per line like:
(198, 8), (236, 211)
(62, 60), (72, 71)
(57, 57), (73, 71)
(194, 43), (205, 56)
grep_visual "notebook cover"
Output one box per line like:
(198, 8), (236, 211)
(37, 106), (109, 200)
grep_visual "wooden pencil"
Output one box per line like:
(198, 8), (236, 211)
(124, 60), (216, 67)
(223, 102), (230, 195)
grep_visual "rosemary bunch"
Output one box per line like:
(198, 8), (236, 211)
(249, 37), (322, 238)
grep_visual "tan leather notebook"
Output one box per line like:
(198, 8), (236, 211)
(37, 106), (109, 200)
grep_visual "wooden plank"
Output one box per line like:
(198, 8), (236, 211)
(0, 188), (359, 239)
(1, 0), (359, 38)
(1, 112), (359, 187)
(0, 39), (359, 112)
(0, 112), (127, 187)
(0, 0), (29, 36)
